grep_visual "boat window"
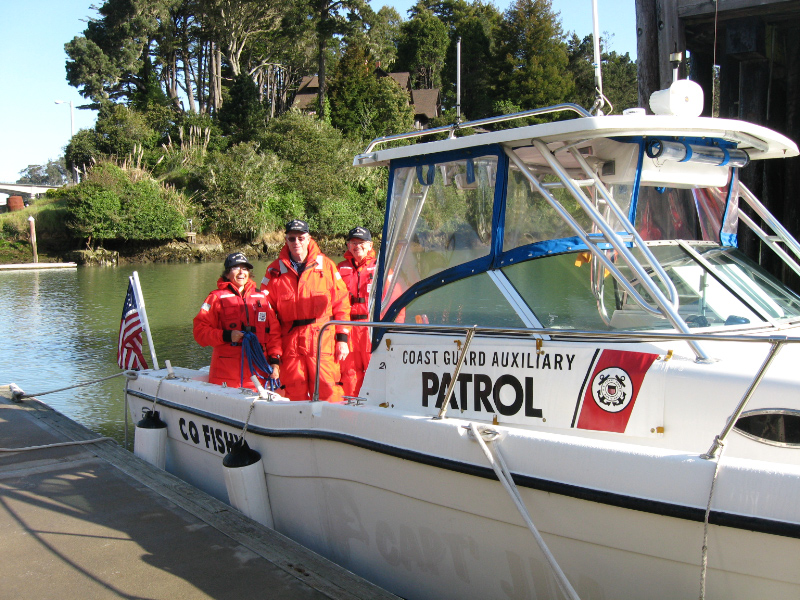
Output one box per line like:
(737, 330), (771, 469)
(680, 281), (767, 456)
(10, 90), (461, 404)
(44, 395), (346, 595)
(402, 272), (525, 328)
(500, 243), (800, 331)
(635, 186), (701, 241)
(735, 410), (800, 447)
(380, 155), (498, 318)
(689, 246), (800, 320)
(504, 169), (593, 252)
(635, 173), (738, 244)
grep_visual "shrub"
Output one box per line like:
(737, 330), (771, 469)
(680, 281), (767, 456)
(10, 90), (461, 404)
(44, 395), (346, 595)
(198, 142), (285, 240)
(63, 182), (122, 244)
(63, 161), (189, 246)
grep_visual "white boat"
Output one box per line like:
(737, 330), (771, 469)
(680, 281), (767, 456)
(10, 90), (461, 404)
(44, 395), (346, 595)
(127, 83), (800, 599)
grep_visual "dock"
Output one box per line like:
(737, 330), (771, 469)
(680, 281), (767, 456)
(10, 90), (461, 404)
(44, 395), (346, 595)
(0, 387), (398, 600)
(0, 262), (78, 271)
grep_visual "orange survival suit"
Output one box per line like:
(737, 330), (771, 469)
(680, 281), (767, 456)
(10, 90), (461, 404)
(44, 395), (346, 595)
(261, 240), (350, 401)
(337, 248), (376, 396)
(193, 278), (281, 389)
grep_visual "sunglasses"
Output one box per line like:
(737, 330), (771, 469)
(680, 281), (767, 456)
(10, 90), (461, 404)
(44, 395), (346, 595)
(286, 235), (308, 243)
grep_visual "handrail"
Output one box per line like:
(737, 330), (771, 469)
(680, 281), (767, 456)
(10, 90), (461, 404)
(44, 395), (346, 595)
(739, 182), (800, 269)
(312, 319), (800, 401)
(702, 340), (785, 459)
(568, 146), (681, 308)
(505, 145), (710, 362)
(359, 104), (593, 155)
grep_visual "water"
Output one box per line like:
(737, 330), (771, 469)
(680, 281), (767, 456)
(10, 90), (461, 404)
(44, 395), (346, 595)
(0, 260), (302, 445)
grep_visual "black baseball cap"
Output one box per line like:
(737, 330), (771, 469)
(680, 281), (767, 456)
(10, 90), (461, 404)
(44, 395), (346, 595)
(224, 252), (254, 270)
(285, 219), (310, 234)
(347, 227), (372, 241)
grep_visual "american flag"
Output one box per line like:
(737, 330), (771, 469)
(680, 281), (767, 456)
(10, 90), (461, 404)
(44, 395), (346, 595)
(118, 280), (148, 370)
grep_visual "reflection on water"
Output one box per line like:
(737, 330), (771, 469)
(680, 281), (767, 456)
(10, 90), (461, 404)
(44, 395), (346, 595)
(0, 260), (304, 444)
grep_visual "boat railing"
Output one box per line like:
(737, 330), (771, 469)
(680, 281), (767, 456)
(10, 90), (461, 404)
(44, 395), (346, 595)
(505, 144), (709, 361)
(315, 320), (800, 458)
(738, 183), (800, 280)
(358, 104), (593, 155)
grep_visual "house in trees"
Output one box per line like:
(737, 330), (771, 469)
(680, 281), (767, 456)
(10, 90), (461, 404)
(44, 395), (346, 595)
(292, 70), (441, 129)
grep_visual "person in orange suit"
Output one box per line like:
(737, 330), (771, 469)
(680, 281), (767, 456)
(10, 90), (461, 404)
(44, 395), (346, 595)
(193, 252), (281, 390)
(337, 227), (377, 397)
(261, 220), (350, 401)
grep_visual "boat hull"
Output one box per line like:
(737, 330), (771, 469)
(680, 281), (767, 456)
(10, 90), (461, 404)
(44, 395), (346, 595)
(127, 372), (800, 600)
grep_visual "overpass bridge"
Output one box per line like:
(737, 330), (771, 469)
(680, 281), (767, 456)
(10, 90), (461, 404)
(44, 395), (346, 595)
(0, 183), (61, 201)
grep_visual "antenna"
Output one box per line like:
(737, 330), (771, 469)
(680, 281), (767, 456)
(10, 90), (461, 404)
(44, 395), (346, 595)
(590, 0), (606, 115)
(456, 36), (462, 124)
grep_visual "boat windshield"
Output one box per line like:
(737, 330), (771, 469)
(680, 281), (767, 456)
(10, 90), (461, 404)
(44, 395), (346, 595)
(398, 243), (800, 331)
(379, 154), (498, 318)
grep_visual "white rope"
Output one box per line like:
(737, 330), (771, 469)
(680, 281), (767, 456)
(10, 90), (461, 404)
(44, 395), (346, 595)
(699, 439), (726, 600)
(0, 437), (114, 453)
(11, 371), (139, 400)
(469, 422), (581, 600)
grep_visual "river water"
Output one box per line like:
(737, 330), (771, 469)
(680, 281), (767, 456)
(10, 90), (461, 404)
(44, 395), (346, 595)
(0, 260), (327, 446)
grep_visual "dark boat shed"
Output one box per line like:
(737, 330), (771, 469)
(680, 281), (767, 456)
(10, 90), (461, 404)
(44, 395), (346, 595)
(636, 0), (800, 289)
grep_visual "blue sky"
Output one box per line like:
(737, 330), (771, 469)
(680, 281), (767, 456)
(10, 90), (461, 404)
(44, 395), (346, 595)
(0, 0), (635, 185)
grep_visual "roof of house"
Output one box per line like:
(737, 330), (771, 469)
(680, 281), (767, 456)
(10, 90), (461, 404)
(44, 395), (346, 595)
(293, 76), (319, 110)
(411, 88), (441, 119)
(291, 73), (440, 121)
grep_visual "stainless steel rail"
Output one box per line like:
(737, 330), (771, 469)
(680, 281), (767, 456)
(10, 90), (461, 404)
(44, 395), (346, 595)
(505, 145), (710, 362)
(358, 104), (593, 155)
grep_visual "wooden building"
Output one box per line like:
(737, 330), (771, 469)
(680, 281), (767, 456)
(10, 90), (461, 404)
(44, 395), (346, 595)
(636, 0), (800, 287)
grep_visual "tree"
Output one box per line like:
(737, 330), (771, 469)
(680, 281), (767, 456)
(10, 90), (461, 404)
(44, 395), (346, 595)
(289, 0), (370, 121)
(396, 7), (449, 89)
(493, 0), (572, 111)
(17, 158), (72, 186)
(217, 73), (268, 142)
(328, 41), (414, 140)
(567, 34), (638, 114)
(65, 0), (180, 105)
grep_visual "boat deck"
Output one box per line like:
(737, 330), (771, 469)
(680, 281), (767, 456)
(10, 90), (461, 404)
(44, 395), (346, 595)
(0, 387), (397, 600)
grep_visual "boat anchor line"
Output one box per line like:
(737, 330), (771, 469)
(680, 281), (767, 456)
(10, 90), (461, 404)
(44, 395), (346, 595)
(124, 388), (800, 542)
(468, 422), (581, 600)
(8, 370), (138, 402)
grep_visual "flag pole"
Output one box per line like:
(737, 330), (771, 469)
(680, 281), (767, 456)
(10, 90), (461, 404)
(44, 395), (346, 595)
(131, 271), (159, 370)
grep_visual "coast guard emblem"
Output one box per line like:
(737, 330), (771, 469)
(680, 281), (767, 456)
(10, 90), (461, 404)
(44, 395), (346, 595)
(591, 368), (630, 412)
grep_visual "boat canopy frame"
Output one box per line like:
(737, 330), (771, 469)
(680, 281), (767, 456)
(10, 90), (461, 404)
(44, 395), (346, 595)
(370, 116), (800, 364)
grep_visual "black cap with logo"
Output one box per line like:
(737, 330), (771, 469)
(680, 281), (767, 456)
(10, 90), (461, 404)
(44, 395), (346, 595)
(224, 252), (254, 270)
(347, 227), (372, 241)
(285, 219), (310, 234)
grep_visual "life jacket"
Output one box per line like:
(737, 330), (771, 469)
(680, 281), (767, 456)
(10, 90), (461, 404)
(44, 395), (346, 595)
(337, 248), (376, 321)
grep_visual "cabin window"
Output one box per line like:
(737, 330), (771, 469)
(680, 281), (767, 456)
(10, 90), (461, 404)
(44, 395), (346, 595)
(402, 272), (525, 328)
(504, 169), (593, 253)
(735, 410), (800, 447)
(380, 155), (498, 318)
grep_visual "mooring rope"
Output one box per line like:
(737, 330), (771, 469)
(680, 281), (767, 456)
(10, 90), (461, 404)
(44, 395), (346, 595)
(469, 422), (581, 600)
(10, 371), (139, 401)
(699, 439), (726, 600)
(0, 437), (115, 453)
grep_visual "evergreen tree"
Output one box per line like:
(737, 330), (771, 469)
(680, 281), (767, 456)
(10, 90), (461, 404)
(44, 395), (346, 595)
(217, 73), (268, 143)
(396, 7), (449, 89)
(329, 41), (414, 140)
(493, 0), (572, 112)
(567, 34), (638, 114)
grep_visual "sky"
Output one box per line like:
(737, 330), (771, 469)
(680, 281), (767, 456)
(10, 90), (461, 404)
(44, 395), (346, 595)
(0, 0), (635, 186)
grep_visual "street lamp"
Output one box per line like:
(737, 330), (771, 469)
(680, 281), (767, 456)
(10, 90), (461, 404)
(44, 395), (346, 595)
(54, 100), (78, 183)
